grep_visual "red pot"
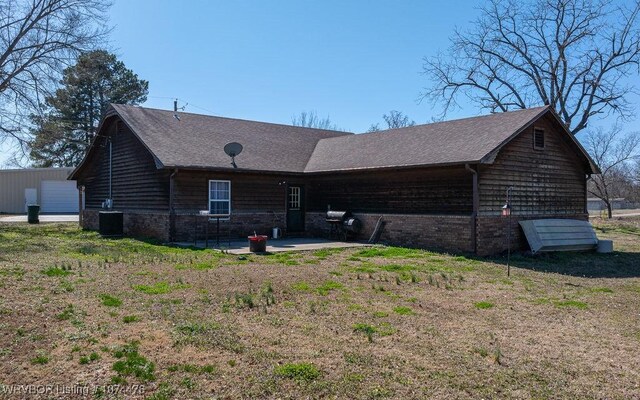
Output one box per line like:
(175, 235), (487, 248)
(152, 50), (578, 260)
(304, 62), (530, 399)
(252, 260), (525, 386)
(248, 235), (268, 252)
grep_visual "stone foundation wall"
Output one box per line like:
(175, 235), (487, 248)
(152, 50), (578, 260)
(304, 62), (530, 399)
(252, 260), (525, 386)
(307, 212), (590, 255)
(82, 210), (99, 230)
(82, 209), (170, 242)
(172, 212), (286, 242)
(306, 212), (474, 253)
(83, 210), (286, 243)
(82, 209), (590, 256)
(475, 213), (590, 256)
(125, 213), (170, 242)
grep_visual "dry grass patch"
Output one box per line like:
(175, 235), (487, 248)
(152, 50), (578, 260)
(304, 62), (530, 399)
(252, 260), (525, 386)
(0, 220), (639, 398)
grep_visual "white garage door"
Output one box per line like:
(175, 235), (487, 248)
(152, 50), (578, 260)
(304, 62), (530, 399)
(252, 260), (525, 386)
(41, 180), (79, 213)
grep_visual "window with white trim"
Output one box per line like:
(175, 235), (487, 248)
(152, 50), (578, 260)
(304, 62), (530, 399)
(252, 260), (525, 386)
(209, 180), (231, 216)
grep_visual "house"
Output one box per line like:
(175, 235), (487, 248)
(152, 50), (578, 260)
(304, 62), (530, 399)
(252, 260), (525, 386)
(69, 104), (598, 255)
(0, 168), (78, 214)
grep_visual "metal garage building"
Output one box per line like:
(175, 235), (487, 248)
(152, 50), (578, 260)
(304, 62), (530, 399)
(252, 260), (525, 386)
(0, 168), (78, 214)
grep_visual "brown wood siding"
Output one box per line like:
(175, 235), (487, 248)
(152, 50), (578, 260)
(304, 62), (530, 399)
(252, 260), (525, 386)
(307, 167), (473, 214)
(77, 112), (588, 223)
(478, 114), (587, 216)
(78, 119), (170, 211)
(172, 171), (291, 214)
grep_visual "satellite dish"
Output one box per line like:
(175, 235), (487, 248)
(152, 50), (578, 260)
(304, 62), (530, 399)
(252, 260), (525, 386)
(224, 142), (243, 168)
(224, 142), (243, 157)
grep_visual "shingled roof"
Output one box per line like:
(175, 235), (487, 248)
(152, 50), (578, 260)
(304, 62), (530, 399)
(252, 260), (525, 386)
(109, 104), (351, 173)
(307, 106), (556, 172)
(71, 104), (598, 178)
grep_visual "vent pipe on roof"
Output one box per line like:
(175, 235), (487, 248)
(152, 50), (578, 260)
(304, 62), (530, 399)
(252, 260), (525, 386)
(173, 99), (188, 121)
(173, 99), (180, 121)
(173, 99), (188, 120)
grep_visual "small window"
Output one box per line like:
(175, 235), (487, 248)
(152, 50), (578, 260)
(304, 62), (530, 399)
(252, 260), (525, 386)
(209, 180), (231, 216)
(288, 186), (301, 210)
(533, 128), (545, 150)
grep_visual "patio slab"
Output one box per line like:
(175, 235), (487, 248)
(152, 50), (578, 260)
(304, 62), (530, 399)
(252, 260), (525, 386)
(173, 237), (370, 254)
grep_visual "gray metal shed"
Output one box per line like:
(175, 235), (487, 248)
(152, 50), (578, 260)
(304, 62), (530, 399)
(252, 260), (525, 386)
(0, 168), (78, 214)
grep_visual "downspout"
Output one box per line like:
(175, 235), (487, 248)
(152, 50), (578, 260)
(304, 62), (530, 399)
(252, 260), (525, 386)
(169, 169), (179, 242)
(585, 173), (592, 216)
(108, 139), (113, 206)
(465, 164), (479, 254)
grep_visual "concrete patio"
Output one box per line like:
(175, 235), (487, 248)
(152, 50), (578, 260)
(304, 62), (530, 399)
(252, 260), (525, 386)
(173, 237), (370, 254)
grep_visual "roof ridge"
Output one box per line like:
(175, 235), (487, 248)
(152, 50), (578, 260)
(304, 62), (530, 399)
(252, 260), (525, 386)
(306, 106), (550, 150)
(356, 105), (550, 135)
(110, 103), (354, 136)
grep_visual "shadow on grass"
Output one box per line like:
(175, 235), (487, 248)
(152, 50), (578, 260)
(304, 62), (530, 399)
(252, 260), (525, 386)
(490, 250), (640, 278)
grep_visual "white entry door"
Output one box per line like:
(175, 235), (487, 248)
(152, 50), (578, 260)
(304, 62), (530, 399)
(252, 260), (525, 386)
(41, 180), (78, 213)
(24, 188), (37, 212)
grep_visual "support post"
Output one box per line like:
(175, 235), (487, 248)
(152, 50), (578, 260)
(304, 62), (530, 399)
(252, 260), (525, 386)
(205, 216), (209, 248)
(502, 186), (514, 277)
(78, 185), (84, 227)
(507, 212), (511, 277)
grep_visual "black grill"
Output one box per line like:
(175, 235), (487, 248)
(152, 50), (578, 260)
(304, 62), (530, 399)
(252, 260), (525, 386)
(325, 210), (361, 241)
(326, 210), (352, 223)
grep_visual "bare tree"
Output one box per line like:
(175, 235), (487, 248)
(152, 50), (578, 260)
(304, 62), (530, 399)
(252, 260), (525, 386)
(291, 110), (340, 130)
(0, 0), (111, 155)
(584, 126), (640, 218)
(382, 110), (415, 129)
(366, 124), (381, 133)
(367, 110), (416, 132)
(423, 0), (640, 135)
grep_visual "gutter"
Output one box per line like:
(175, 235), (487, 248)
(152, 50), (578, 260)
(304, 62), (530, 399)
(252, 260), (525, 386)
(465, 163), (479, 254)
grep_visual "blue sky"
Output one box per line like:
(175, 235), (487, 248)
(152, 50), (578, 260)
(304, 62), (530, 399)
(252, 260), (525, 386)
(110, 0), (640, 132)
(109, 0), (484, 131)
(1, 0), (638, 167)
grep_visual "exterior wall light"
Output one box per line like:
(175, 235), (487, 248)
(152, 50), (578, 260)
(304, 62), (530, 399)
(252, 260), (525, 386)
(501, 203), (511, 217)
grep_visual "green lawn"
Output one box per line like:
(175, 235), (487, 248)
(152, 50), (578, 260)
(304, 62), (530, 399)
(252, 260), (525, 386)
(0, 221), (638, 399)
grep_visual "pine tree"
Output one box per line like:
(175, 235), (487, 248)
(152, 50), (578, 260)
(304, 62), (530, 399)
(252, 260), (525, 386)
(30, 50), (148, 167)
